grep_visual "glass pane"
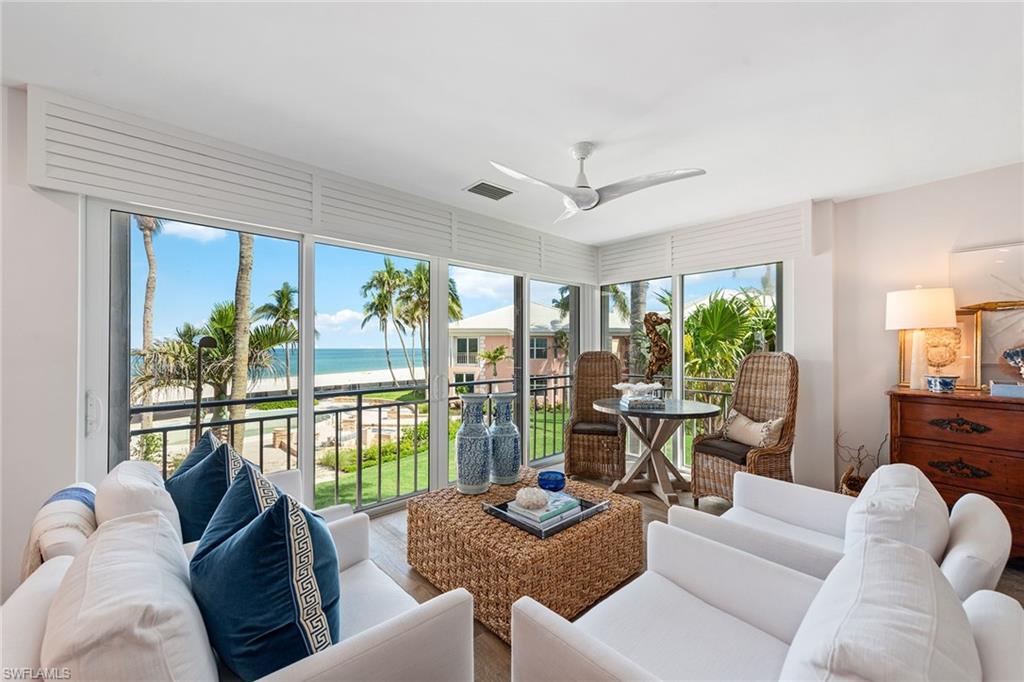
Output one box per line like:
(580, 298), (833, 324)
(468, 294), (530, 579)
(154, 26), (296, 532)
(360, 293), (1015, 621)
(600, 277), (673, 459)
(681, 262), (781, 466)
(529, 280), (577, 462)
(126, 212), (300, 478)
(313, 245), (429, 509)
(448, 266), (519, 481)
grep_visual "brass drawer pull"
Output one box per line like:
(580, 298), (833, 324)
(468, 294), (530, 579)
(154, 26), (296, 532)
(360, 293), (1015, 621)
(928, 458), (992, 479)
(928, 415), (992, 434)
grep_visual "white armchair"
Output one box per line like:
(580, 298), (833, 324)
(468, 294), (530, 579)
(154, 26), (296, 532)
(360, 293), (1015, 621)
(512, 522), (1023, 681)
(669, 470), (1011, 599)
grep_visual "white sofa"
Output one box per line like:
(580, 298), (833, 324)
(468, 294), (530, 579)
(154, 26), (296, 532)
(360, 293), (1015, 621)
(512, 522), (1023, 681)
(2, 468), (475, 682)
(669, 469), (1011, 599)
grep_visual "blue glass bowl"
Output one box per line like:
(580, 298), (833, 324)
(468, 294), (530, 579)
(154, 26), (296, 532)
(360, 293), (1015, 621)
(537, 471), (566, 492)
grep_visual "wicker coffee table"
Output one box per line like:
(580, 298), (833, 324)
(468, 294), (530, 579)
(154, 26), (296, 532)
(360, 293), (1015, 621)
(407, 468), (643, 643)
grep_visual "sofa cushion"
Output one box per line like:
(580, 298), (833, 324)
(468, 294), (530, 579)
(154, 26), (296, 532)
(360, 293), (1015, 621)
(576, 571), (789, 681)
(781, 535), (981, 681)
(165, 441), (253, 542)
(40, 511), (217, 681)
(940, 493), (1012, 600)
(571, 422), (618, 436)
(844, 463), (950, 561)
(96, 460), (182, 540)
(339, 559), (417, 641)
(20, 483), (96, 580)
(722, 408), (784, 448)
(190, 466), (340, 680)
(722, 507), (845, 554)
(2, 556), (73, 671)
(693, 437), (752, 465)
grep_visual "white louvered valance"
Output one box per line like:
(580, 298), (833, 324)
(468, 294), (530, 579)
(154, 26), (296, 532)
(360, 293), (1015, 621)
(26, 86), (598, 284)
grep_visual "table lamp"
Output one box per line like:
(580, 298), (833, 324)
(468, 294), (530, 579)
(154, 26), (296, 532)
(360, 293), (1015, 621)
(885, 287), (956, 390)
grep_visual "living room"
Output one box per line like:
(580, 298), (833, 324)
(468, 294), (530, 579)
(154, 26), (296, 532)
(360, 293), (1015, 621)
(2, 3), (1022, 681)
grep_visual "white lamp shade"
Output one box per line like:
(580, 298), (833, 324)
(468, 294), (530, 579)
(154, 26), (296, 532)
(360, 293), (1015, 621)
(885, 287), (956, 330)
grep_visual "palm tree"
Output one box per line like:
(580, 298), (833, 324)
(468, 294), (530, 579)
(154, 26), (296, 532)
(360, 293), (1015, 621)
(553, 285), (571, 320)
(229, 233), (254, 446)
(132, 303), (292, 442)
(137, 214), (163, 429)
(255, 282), (299, 394)
(362, 290), (398, 384)
(397, 262), (429, 380)
(362, 258), (415, 380)
(478, 345), (509, 378)
(605, 284), (629, 321)
(448, 276), (463, 322)
(683, 291), (752, 383)
(628, 281), (649, 376)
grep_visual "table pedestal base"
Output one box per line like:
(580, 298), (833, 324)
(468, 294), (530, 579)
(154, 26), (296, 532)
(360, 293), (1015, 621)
(610, 415), (689, 506)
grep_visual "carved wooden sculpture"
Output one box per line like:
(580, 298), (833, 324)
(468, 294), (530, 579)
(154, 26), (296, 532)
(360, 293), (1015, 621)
(643, 312), (672, 382)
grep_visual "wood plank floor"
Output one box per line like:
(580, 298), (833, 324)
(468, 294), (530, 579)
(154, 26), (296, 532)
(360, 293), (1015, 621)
(367, 475), (1024, 682)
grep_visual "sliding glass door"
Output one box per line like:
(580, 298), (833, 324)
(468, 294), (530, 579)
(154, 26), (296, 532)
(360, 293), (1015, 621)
(116, 210), (302, 478)
(680, 262), (782, 466)
(447, 265), (523, 481)
(528, 280), (579, 463)
(313, 244), (430, 509)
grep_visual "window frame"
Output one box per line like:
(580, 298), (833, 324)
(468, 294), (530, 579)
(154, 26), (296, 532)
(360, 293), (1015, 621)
(454, 337), (479, 365)
(529, 336), (549, 360)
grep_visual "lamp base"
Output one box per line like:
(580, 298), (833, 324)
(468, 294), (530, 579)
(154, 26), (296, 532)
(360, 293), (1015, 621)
(909, 329), (928, 390)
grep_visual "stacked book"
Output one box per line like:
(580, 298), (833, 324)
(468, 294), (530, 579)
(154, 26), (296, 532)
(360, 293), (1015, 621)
(506, 491), (582, 531)
(619, 394), (665, 410)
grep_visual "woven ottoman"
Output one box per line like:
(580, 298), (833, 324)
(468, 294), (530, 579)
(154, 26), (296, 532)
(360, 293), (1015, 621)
(406, 468), (643, 642)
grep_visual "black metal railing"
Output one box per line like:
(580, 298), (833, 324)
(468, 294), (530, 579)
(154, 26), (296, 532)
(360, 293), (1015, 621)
(682, 376), (735, 467)
(129, 372), (574, 512)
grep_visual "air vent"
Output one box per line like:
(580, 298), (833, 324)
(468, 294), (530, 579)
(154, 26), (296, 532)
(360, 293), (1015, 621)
(465, 180), (513, 201)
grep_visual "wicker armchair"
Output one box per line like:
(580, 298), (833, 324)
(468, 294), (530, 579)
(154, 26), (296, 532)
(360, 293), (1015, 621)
(563, 351), (627, 481)
(692, 352), (799, 505)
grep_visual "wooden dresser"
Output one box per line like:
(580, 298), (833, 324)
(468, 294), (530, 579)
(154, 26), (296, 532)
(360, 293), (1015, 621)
(888, 386), (1024, 558)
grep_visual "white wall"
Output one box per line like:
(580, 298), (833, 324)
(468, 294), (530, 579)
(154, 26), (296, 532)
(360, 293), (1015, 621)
(833, 163), (1023, 473)
(1, 87), (81, 599)
(787, 201), (836, 489)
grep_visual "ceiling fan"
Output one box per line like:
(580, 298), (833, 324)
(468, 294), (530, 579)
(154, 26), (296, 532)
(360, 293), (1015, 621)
(490, 141), (705, 223)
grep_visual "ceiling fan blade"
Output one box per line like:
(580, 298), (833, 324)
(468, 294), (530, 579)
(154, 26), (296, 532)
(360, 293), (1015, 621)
(596, 168), (705, 205)
(490, 161), (597, 208)
(553, 205), (580, 224)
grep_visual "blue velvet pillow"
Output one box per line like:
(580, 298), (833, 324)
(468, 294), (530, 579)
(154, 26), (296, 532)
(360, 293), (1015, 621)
(172, 429), (222, 477)
(165, 440), (254, 542)
(190, 467), (340, 681)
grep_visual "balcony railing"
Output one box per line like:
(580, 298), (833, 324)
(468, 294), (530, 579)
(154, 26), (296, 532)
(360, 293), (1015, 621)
(129, 372), (573, 513)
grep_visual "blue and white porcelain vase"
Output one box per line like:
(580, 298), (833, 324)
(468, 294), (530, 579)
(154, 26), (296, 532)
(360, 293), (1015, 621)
(488, 392), (522, 485)
(455, 393), (491, 494)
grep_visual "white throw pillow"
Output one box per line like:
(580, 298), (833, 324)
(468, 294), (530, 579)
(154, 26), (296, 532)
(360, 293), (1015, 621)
(844, 463), (949, 561)
(780, 535), (981, 682)
(41, 511), (217, 682)
(722, 408), (784, 448)
(95, 460), (182, 541)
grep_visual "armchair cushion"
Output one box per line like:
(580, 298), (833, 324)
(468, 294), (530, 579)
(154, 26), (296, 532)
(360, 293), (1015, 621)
(190, 467), (340, 680)
(692, 437), (752, 465)
(575, 571), (789, 681)
(338, 560), (417, 641)
(781, 535), (981, 682)
(571, 422), (618, 436)
(844, 463), (950, 561)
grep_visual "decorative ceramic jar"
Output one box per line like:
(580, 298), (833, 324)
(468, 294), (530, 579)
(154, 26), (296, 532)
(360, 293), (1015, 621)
(925, 375), (958, 394)
(455, 394), (491, 494)
(488, 392), (522, 485)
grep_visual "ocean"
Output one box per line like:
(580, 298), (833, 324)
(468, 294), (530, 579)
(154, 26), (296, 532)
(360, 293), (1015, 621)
(271, 348), (427, 377)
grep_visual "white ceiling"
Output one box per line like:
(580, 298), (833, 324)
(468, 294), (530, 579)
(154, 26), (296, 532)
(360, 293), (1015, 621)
(3, 2), (1022, 245)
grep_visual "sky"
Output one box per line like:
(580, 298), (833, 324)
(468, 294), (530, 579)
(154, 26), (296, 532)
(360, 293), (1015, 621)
(131, 214), (774, 350)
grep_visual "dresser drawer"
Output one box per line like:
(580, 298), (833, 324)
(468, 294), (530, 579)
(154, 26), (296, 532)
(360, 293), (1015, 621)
(898, 400), (1023, 452)
(899, 441), (1024, 500)
(933, 483), (1024, 558)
